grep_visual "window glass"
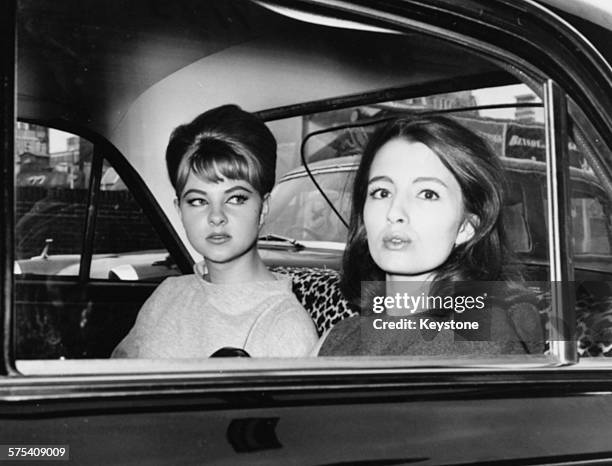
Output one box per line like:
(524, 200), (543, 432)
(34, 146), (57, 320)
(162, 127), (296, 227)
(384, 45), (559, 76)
(572, 193), (611, 255)
(265, 84), (547, 262)
(14, 0), (570, 369)
(14, 125), (92, 275)
(261, 166), (355, 244)
(567, 102), (612, 357)
(14, 144), (180, 360)
(92, 161), (180, 282)
(504, 182), (531, 253)
(263, 84), (557, 361)
(14, 126), (93, 359)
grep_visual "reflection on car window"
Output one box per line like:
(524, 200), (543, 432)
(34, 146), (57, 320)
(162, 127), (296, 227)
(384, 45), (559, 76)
(15, 125), (92, 275)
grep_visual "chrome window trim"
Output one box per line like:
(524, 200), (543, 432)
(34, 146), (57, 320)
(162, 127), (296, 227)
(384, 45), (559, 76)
(544, 80), (578, 364)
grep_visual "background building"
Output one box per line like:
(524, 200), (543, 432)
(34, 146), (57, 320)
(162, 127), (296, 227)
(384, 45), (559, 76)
(15, 125), (92, 188)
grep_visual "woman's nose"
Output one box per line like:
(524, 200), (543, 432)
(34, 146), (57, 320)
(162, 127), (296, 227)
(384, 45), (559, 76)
(208, 205), (227, 226)
(386, 197), (408, 224)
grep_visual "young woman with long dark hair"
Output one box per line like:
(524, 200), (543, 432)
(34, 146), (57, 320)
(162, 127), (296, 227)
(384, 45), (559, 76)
(318, 115), (544, 356)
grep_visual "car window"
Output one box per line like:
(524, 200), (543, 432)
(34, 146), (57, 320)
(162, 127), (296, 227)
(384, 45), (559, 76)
(14, 127), (179, 283)
(15, 125), (92, 276)
(263, 85), (569, 363)
(504, 182), (532, 253)
(10, 0), (612, 375)
(261, 166), (355, 243)
(7, 3), (612, 464)
(566, 101), (612, 357)
(265, 85), (547, 258)
(572, 192), (611, 255)
(93, 160), (180, 282)
(13, 124), (183, 360)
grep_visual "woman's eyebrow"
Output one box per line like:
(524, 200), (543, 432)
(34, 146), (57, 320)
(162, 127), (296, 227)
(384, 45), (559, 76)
(225, 185), (254, 194)
(181, 185), (254, 197)
(182, 188), (206, 197)
(413, 176), (448, 188)
(368, 175), (393, 185)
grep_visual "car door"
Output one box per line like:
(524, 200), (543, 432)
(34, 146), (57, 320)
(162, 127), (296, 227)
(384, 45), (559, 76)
(13, 123), (191, 358)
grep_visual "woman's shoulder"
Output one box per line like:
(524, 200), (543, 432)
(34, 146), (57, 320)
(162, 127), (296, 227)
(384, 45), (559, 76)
(157, 273), (199, 287)
(245, 289), (319, 357)
(138, 274), (202, 318)
(262, 292), (317, 332)
(149, 274), (200, 298)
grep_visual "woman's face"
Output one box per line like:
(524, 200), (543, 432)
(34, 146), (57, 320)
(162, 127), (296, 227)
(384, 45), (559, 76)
(363, 138), (475, 281)
(176, 171), (265, 264)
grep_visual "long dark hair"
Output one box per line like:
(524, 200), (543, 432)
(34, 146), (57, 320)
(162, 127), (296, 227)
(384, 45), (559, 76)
(340, 115), (520, 310)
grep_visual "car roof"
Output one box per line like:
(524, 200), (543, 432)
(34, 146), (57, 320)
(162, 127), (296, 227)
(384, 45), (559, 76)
(535, 0), (612, 66)
(17, 0), (511, 137)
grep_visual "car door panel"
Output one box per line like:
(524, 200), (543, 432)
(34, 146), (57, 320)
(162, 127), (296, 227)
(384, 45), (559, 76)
(15, 279), (156, 358)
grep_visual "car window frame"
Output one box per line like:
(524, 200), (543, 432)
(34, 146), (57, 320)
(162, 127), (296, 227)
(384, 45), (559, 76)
(14, 119), (193, 284)
(1, 0), (16, 377)
(3, 0), (612, 386)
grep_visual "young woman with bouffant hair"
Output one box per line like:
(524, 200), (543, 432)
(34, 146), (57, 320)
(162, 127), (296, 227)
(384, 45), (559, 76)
(114, 104), (317, 358)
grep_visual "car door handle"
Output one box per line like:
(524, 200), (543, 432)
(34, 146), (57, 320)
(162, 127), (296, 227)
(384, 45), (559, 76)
(227, 417), (281, 453)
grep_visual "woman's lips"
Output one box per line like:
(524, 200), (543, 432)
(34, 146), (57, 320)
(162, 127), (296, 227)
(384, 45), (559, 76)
(382, 232), (411, 250)
(206, 233), (231, 244)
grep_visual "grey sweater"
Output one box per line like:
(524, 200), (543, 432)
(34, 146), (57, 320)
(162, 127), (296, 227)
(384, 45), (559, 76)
(112, 266), (318, 358)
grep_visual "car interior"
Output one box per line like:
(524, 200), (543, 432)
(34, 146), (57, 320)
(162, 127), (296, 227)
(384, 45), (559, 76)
(10, 0), (612, 370)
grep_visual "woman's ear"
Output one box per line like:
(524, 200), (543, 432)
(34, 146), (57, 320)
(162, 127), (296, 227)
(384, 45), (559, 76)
(259, 193), (270, 228)
(455, 213), (479, 246)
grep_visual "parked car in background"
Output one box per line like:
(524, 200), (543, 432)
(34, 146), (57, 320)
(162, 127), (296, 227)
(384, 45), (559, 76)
(2, 0), (612, 464)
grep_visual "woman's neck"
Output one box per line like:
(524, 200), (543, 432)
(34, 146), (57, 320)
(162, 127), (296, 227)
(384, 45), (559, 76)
(385, 273), (432, 315)
(204, 250), (274, 284)
(386, 271), (435, 284)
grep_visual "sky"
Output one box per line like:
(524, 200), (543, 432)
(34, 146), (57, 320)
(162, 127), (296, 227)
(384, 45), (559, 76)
(49, 128), (73, 153)
(472, 83), (540, 120)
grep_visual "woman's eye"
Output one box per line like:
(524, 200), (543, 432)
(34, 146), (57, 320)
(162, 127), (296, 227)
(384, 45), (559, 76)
(417, 189), (439, 201)
(368, 187), (391, 200)
(186, 198), (207, 207)
(227, 194), (249, 205)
